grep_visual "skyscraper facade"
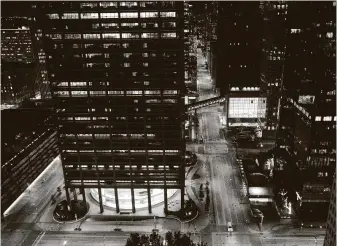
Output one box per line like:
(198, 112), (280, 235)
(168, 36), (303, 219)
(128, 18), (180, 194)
(260, 1), (288, 139)
(216, 2), (266, 129)
(34, 1), (185, 214)
(1, 108), (58, 215)
(278, 1), (336, 220)
(1, 2), (51, 106)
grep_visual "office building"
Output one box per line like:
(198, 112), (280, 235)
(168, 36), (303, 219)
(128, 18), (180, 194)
(34, 1), (186, 214)
(278, 2), (336, 219)
(260, 1), (288, 139)
(1, 108), (58, 215)
(1, 2), (50, 106)
(216, 2), (266, 128)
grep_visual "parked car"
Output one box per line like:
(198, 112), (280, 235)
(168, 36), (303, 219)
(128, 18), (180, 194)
(227, 222), (233, 232)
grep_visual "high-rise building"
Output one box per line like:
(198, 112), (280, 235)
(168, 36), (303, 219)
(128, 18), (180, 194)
(1, 2), (50, 106)
(1, 14), (37, 106)
(34, 1), (185, 214)
(216, 2), (266, 129)
(1, 107), (58, 216)
(278, 2), (336, 220)
(260, 1), (288, 139)
(324, 174), (336, 246)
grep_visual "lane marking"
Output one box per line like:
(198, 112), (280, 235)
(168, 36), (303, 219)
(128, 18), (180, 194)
(32, 231), (46, 246)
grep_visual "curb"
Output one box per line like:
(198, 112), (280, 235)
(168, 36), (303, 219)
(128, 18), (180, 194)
(166, 210), (199, 223)
(53, 202), (90, 224)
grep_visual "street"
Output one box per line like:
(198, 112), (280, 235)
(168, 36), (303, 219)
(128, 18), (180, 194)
(211, 232), (324, 246)
(194, 49), (250, 229)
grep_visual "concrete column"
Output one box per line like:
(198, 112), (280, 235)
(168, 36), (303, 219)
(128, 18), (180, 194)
(131, 188), (136, 213)
(148, 188), (152, 214)
(98, 187), (104, 213)
(114, 187), (120, 213)
(65, 187), (71, 205)
(181, 187), (185, 210)
(81, 187), (87, 204)
(164, 187), (168, 212)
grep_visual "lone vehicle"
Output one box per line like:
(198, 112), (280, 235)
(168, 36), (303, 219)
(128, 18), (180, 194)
(227, 222), (233, 232)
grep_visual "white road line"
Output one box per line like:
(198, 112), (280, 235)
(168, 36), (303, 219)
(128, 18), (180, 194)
(32, 231), (46, 246)
(220, 159), (233, 224)
(209, 156), (221, 226)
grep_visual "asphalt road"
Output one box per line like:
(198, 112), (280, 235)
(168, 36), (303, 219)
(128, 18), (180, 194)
(195, 48), (249, 229)
(211, 232), (324, 246)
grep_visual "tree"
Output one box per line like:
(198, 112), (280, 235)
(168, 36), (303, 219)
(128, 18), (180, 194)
(125, 231), (208, 246)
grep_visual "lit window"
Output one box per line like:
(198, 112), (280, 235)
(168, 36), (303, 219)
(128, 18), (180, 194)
(144, 90), (160, 95)
(315, 116), (321, 121)
(54, 91), (69, 96)
(101, 23), (118, 29)
(90, 91), (106, 96)
(163, 90), (178, 95)
(100, 13), (118, 18)
(326, 32), (333, 38)
(161, 32), (176, 38)
(160, 12), (176, 18)
(83, 34), (100, 39)
(143, 62), (149, 67)
(140, 12), (158, 18)
(124, 63), (130, 67)
(80, 13), (99, 19)
(144, 81), (150, 85)
(334, 116), (337, 121)
(121, 22), (139, 28)
(102, 33), (120, 39)
(142, 53), (148, 57)
(141, 33), (158, 39)
(162, 22), (176, 28)
(291, 29), (301, 33)
(122, 33), (139, 39)
(71, 91), (87, 96)
(99, 2), (118, 8)
(50, 34), (62, 40)
(124, 53), (132, 58)
(80, 2), (98, 8)
(103, 43), (119, 48)
(323, 116), (332, 121)
(108, 91), (123, 95)
(64, 34), (81, 39)
(127, 90), (142, 95)
(47, 13), (59, 19)
(120, 12), (138, 18)
(70, 82), (86, 86)
(85, 53), (102, 58)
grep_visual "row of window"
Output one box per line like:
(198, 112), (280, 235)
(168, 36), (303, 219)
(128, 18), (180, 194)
(54, 90), (178, 95)
(91, 22), (176, 29)
(78, 2), (175, 8)
(47, 12), (176, 20)
(315, 116), (336, 122)
(61, 133), (155, 137)
(49, 32), (177, 40)
(64, 149), (179, 153)
(230, 87), (261, 92)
